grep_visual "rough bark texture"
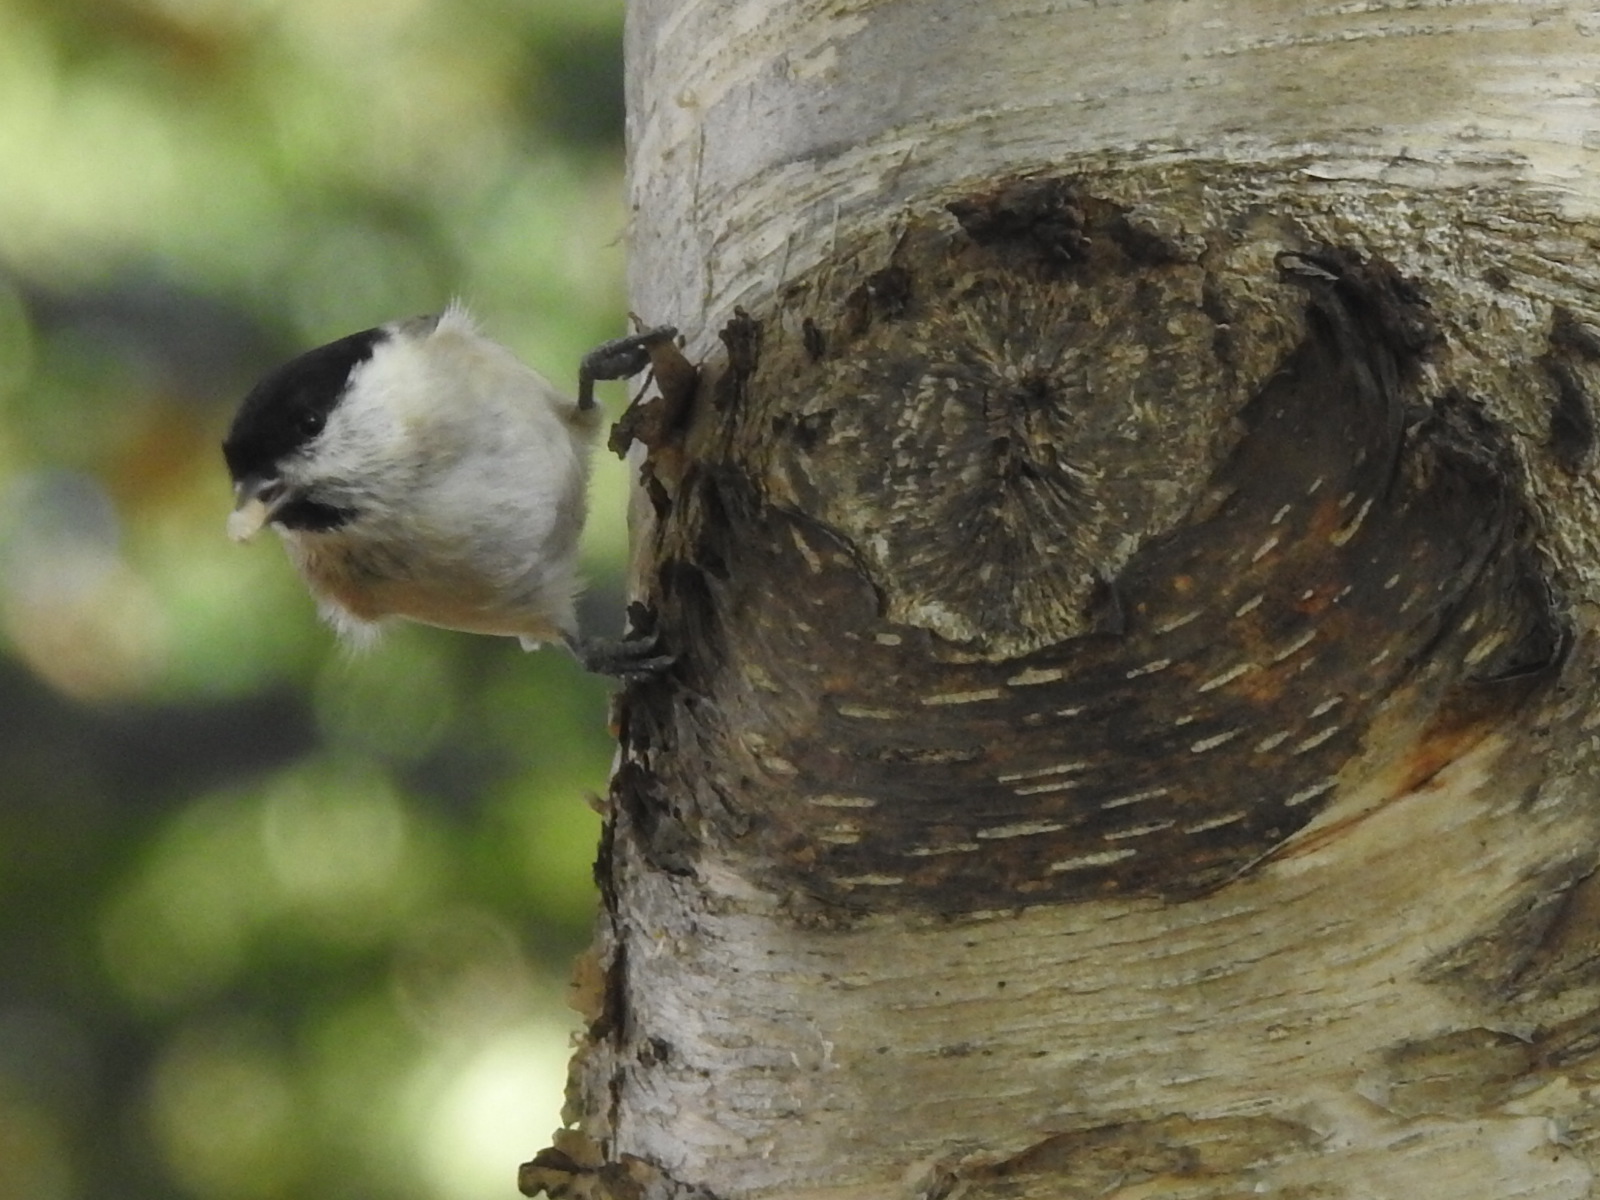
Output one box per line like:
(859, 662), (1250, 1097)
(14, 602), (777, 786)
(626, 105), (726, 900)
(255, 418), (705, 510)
(525, 3), (1600, 1199)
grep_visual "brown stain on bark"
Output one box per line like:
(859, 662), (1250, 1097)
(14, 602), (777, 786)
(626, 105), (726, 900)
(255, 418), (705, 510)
(936, 1114), (1322, 1200)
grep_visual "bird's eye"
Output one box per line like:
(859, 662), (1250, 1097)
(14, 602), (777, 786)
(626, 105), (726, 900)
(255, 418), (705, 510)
(298, 410), (326, 438)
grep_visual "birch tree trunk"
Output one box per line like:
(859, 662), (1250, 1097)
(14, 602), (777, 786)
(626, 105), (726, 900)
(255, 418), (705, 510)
(525, 3), (1600, 1198)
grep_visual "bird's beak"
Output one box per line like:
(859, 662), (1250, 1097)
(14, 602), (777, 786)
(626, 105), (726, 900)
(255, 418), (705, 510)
(227, 476), (287, 543)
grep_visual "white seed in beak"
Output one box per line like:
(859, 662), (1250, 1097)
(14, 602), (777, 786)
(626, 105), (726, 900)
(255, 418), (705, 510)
(227, 479), (285, 543)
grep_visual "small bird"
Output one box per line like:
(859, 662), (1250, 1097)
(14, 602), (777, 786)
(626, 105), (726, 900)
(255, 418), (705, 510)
(222, 302), (673, 676)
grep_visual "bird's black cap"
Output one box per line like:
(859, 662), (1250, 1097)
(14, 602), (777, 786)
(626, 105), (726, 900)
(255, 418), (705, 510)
(222, 325), (388, 485)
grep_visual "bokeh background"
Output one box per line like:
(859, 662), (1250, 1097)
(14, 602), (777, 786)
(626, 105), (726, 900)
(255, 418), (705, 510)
(0, 2), (635, 1197)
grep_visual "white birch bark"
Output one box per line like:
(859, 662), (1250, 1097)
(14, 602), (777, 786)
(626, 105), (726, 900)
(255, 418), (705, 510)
(523, 5), (1600, 1200)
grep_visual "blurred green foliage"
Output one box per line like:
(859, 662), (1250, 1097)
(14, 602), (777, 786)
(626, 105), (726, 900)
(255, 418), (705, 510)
(0, 1), (636, 1197)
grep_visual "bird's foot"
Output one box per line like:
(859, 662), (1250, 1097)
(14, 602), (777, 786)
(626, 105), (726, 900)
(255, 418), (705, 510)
(565, 631), (675, 681)
(578, 326), (679, 410)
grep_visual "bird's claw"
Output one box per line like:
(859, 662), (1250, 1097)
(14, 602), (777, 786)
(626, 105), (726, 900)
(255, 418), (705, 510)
(566, 631), (675, 681)
(578, 326), (679, 410)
